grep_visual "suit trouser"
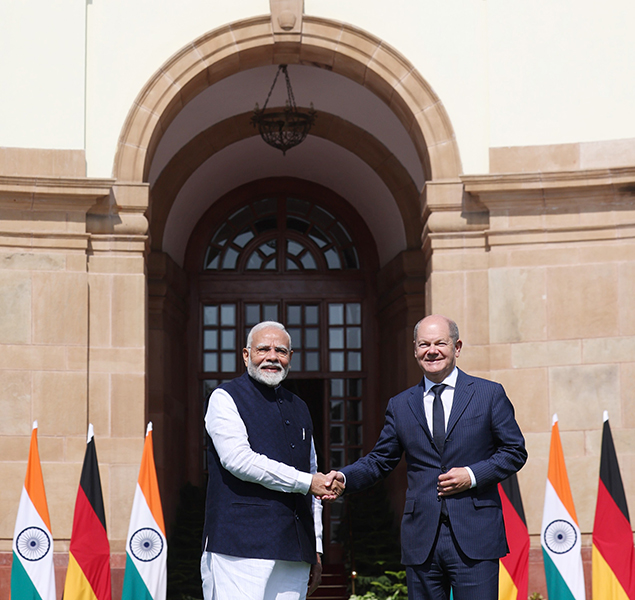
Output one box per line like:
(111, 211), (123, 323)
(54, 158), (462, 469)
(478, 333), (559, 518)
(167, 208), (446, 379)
(201, 552), (310, 600)
(406, 518), (499, 600)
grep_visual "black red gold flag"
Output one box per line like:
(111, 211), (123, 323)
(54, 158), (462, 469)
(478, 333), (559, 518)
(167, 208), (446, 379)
(593, 412), (635, 600)
(499, 473), (529, 600)
(63, 424), (111, 600)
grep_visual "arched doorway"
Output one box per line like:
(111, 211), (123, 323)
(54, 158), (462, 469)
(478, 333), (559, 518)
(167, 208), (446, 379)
(141, 14), (430, 568)
(184, 177), (379, 561)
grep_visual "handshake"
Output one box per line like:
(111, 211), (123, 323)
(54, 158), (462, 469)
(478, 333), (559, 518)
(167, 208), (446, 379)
(310, 470), (346, 502)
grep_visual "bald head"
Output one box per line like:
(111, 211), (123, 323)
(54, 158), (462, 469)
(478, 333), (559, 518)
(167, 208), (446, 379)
(413, 315), (459, 344)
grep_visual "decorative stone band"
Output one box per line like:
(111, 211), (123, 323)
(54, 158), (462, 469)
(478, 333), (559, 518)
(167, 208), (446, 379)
(462, 167), (635, 248)
(0, 175), (118, 251)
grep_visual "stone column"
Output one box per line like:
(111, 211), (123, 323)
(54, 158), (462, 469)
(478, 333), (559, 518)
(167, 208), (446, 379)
(0, 175), (149, 597)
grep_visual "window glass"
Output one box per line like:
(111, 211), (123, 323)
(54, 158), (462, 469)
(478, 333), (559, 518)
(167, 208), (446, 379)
(330, 379), (345, 397)
(329, 352), (345, 372)
(222, 247), (239, 269)
(288, 328), (302, 348)
(203, 196), (359, 273)
(220, 305), (235, 326)
(263, 304), (278, 321)
(346, 303), (361, 324)
(204, 305), (219, 326)
(346, 327), (362, 348)
(286, 197), (310, 216)
(233, 229), (254, 248)
(245, 304), (260, 325)
(221, 330), (235, 350)
(253, 197), (276, 216)
(204, 330), (218, 350)
(324, 248), (341, 269)
(305, 305), (319, 325)
(203, 353), (218, 372)
(221, 352), (235, 372)
(305, 328), (319, 348)
(300, 253), (317, 270)
(347, 400), (362, 421)
(305, 352), (319, 371)
(287, 305), (302, 325)
(329, 304), (344, 325)
(330, 400), (344, 421)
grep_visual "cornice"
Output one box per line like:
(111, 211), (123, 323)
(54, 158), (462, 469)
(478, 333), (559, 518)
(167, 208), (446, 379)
(462, 167), (635, 208)
(0, 175), (115, 209)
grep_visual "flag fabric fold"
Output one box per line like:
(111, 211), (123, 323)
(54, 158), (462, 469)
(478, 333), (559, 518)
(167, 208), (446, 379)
(541, 414), (585, 600)
(121, 422), (167, 600)
(592, 411), (635, 600)
(11, 421), (56, 600)
(498, 473), (529, 600)
(63, 423), (111, 600)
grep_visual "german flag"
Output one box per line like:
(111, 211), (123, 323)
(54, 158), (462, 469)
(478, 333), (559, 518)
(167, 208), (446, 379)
(63, 424), (111, 600)
(592, 411), (635, 600)
(498, 473), (529, 600)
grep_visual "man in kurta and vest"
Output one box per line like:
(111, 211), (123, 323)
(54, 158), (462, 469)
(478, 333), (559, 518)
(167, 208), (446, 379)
(201, 321), (341, 600)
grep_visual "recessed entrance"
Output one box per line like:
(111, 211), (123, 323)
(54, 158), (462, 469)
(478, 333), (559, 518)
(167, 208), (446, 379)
(185, 177), (379, 562)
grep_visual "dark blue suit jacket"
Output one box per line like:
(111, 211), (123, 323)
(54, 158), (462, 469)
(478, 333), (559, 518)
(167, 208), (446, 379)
(341, 369), (527, 565)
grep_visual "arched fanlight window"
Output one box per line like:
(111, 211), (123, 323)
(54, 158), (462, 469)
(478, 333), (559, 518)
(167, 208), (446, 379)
(203, 196), (360, 272)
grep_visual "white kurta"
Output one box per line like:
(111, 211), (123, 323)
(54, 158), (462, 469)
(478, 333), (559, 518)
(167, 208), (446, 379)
(201, 386), (323, 600)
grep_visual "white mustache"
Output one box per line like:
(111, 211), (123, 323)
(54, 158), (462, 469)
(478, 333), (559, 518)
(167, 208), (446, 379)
(259, 361), (281, 370)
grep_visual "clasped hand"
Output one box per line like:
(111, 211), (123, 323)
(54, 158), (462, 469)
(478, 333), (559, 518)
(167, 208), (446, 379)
(310, 470), (345, 502)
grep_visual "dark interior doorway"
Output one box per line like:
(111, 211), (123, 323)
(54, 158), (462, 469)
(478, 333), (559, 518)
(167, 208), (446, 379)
(282, 378), (326, 472)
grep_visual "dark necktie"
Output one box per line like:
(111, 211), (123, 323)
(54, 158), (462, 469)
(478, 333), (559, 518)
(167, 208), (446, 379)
(431, 383), (449, 518)
(431, 384), (447, 453)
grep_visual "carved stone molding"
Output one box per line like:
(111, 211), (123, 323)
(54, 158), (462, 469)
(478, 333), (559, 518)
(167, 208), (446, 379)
(0, 175), (112, 210)
(270, 0), (303, 39)
(462, 167), (635, 209)
(462, 167), (635, 249)
(86, 182), (149, 237)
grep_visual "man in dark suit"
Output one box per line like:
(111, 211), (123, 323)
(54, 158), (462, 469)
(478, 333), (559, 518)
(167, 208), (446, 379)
(324, 314), (527, 600)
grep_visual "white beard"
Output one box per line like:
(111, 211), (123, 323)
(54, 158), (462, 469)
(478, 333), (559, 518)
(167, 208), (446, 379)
(247, 358), (289, 387)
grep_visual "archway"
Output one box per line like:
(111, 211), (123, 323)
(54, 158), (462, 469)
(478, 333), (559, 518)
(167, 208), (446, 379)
(139, 13), (440, 569)
(114, 15), (461, 185)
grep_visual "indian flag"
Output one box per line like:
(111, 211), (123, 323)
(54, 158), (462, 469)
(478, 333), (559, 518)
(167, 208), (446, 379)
(121, 422), (167, 600)
(541, 414), (585, 600)
(11, 421), (56, 600)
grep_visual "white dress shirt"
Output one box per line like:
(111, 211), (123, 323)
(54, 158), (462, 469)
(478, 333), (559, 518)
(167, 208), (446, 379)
(423, 368), (476, 488)
(205, 386), (323, 553)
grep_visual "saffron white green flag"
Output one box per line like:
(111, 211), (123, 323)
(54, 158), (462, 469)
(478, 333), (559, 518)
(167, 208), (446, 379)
(11, 421), (56, 600)
(541, 414), (585, 600)
(122, 422), (167, 600)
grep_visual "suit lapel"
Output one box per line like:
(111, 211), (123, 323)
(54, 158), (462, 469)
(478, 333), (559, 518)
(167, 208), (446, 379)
(446, 369), (474, 437)
(406, 381), (434, 443)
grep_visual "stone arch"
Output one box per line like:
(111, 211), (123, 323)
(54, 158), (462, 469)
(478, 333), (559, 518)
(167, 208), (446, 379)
(149, 110), (421, 252)
(113, 15), (462, 184)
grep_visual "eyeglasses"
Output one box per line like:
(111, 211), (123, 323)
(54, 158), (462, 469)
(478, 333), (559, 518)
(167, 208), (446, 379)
(250, 345), (291, 358)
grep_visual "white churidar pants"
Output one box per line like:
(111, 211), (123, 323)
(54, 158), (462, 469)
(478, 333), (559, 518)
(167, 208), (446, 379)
(201, 552), (310, 600)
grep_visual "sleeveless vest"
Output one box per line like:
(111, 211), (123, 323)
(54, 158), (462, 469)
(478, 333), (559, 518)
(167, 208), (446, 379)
(202, 372), (316, 563)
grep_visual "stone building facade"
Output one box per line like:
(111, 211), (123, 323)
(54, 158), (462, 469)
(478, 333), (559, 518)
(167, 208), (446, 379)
(1, 1), (635, 597)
